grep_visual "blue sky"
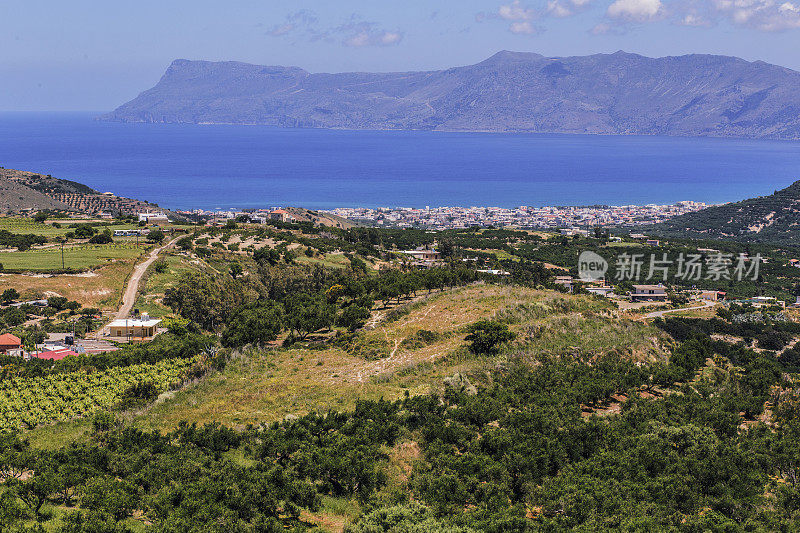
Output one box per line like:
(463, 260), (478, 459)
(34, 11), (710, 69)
(2, 0), (800, 111)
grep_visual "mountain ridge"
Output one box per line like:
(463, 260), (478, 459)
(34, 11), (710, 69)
(103, 50), (800, 139)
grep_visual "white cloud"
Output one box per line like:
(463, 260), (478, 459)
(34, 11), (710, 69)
(607, 0), (663, 20)
(591, 21), (613, 32)
(267, 11), (403, 47)
(266, 10), (318, 37)
(268, 23), (295, 37)
(510, 21), (537, 33)
(654, 0), (800, 32)
(499, 0), (536, 19)
(336, 19), (404, 47)
(547, 0), (577, 16)
(680, 13), (710, 25)
(712, 0), (800, 31)
(546, 0), (594, 17)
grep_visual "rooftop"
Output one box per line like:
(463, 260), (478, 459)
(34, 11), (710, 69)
(108, 318), (162, 328)
(31, 348), (79, 360)
(0, 333), (22, 345)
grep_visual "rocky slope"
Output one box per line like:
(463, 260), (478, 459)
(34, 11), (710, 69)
(0, 169), (71, 213)
(104, 51), (800, 139)
(0, 168), (172, 217)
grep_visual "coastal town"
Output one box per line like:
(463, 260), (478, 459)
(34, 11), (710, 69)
(180, 200), (710, 230)
(325, 201), (709, 229)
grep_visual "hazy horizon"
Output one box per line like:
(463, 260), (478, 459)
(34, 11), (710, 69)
(2, 0), (800, 111)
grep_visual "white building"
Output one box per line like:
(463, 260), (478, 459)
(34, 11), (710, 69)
(138, 212), (170, 224)
(107, 315), (162, 338)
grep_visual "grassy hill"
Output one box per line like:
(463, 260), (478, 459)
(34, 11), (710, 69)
(652, 180), (800, 245)
(30, 284), (669, 444)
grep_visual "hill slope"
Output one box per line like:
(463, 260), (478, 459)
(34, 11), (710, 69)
(104, 51), (800, 139)
(0, 171), (71, 213)
(653, 180), (800, 244)
(0, 167), (173, 216)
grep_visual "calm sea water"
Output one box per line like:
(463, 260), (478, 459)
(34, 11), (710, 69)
(1, 112), (800, 210)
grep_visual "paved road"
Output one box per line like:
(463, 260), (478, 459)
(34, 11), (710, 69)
(113, 237), (180, 321)
(645, 300), (717, 318)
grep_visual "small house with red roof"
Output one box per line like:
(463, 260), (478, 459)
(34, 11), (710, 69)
(30, 347), (79, 361)
(269, 209), (296, 223)
(0, 333), (22, 355)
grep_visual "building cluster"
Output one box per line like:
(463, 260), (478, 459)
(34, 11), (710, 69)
(325, 201), (709, 229)
(176, 208), (297, 225)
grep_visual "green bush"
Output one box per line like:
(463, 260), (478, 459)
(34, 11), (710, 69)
(464, 320), (515, 355)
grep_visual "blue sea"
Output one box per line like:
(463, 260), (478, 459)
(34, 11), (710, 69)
(1, 112), (800, 210)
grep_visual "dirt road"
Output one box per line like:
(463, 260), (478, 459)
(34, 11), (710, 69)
(645, 299), (716, 318)
(113, 237), (179, 321)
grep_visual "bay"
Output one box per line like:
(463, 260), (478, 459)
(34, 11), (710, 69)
(1, 112), (799, 210)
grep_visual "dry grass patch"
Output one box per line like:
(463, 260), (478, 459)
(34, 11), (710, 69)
(0, 260), (133, 309)
(132, 287), (591, 429)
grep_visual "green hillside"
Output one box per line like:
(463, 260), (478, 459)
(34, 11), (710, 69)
(653, 180), (800, 244)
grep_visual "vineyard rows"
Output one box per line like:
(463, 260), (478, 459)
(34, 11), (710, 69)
(0, 356), (200, 430)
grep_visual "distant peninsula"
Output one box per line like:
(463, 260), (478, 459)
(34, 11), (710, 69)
(103, 50), (800, 139)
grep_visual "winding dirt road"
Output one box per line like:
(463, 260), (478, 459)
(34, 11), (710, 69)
(645, 299), (717, 319)
(113, 237), (179, 321)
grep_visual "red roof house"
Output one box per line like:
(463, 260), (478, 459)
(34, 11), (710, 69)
(0, 333), (22, 354)
(31, 348), (79, 361)
(269, 209), (295, 223)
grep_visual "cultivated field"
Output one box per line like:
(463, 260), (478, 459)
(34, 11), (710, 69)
(0, 217), (139, 238)
(0, 242), (145, 271)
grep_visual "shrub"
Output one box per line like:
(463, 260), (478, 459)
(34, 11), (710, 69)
(153, 260), (168, 274)
(464, 320), (516, 355)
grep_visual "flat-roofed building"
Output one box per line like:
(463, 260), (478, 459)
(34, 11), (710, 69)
(631, 284), (668, 301)
(107, 315), (162, 339)
(401, 248), (442, 262)
(138, 212), (170, 224)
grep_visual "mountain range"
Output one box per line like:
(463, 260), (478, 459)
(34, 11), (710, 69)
(653, 180), (800, 245)
(104, 50), (800, 139)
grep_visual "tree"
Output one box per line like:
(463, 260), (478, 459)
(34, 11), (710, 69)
(337, 305), (371, 332)
(73, 224), (97, 239)
(438, 239), (455, 258)
(253, 247), (280, 265)
(464, 320), (516, 355)
(33, 212), (48, 223)
(2, 288), (19, 303)
(47, 296), (69, 310)
(222, 303), (283, 347)
(80, 476), (139, 521)
(229, 262), (243, 279)
(89, 229), (113, 244)
(163, 271), (246, 331)
(349, 255), (368, 274)
(284, 293), (336, 340)
(146, 229), (165, 243)
(15, 458), (57, 521)
(160, 315), (194, 336)
(176, 236), (193, 251)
